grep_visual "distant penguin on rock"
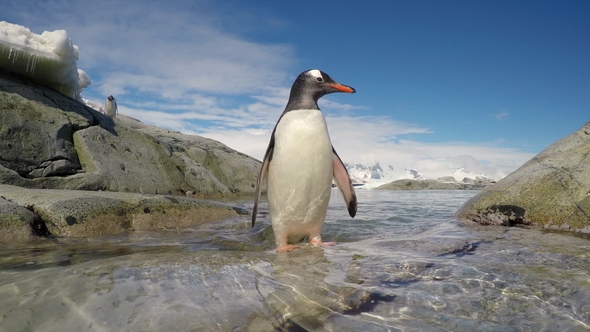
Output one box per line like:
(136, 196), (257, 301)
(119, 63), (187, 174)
(252, 69), (358, 253)
(104, 95), (118, 120)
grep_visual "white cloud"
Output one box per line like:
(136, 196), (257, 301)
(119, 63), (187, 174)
(201, 124), (533, 180)
(122, 98), (534, 180)
(1, 0), (536, 181)
(3, 0), (295, 99)
(92, 13), (291, 97)
(495, 111), (509, 120)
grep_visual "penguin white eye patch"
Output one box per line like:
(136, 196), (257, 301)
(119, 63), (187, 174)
(307, 69), (323, 79)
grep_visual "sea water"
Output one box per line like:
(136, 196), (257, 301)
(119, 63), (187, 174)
(0, 190), (589, 331)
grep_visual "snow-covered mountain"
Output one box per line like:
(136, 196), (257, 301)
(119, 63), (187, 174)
(450, 167), (492, 183)
(345, 163), (493, 189)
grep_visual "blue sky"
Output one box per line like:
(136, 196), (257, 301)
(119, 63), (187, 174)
(1, 0), (588, 179)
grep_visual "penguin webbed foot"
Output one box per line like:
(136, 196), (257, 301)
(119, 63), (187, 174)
(276, 244), (299, 253)
(309, 236), (336, 247)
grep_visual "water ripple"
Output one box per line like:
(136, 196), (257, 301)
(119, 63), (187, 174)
(1, 190), (589, 331)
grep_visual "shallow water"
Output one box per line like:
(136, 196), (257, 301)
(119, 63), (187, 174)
(1, 190), (589, 331)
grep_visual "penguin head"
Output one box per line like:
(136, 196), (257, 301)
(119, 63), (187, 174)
(291, 69), (356, 102)
(107, 95), (115, 101)
(284, 69), (355, 111)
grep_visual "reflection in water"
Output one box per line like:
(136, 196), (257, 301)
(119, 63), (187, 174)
(249, 248), (396, 331)
(0, 190), (589, 331)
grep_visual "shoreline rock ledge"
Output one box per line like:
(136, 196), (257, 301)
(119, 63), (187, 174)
(455, 121), (590, 233)
(0, 69), (260, 240)
(0, 184), (249, 241)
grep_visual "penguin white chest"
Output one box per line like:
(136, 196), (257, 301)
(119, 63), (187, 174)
(267, 109), (334, 243)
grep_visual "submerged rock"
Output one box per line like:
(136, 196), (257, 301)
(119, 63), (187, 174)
(456, 121), (590, 232)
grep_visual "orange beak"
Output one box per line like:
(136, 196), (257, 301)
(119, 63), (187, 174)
(327, 83), (356, 93)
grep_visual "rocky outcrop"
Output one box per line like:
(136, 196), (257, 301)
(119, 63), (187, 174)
(0, 184), (248, 241)
(0, 69), (261, 198)
(0, 195), (37, 241)
(456, 121), (590, 232)
(376, 177), (493, 190)
(0, 69), (262, 240)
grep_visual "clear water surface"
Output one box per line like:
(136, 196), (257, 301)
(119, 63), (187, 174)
(1, 190), (589, 331)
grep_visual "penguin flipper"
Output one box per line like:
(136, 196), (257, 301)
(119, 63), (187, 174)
(332, 147), (357, 218)
(252, 135), (274, 227)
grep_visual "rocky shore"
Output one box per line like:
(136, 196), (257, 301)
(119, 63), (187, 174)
(456, 121), (590, 232)
(375, 176), (494, 190)
(0, 70), (259, 240)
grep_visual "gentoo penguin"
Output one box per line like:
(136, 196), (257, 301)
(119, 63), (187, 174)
(252, 69), (357, 253)
(104, 95), (118, 120)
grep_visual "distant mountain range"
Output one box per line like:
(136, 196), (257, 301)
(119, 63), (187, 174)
(345, 162), (493, 189)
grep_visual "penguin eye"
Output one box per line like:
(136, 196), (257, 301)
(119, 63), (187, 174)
(316, 76), (324, 83)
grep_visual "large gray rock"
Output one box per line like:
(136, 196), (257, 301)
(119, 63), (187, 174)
(0, 73), (95, 178)
(0, 184), (248, 239)
(456, 121), (590, 232)
(0, 70), (261, 197)
(0, 196), (36, 241)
